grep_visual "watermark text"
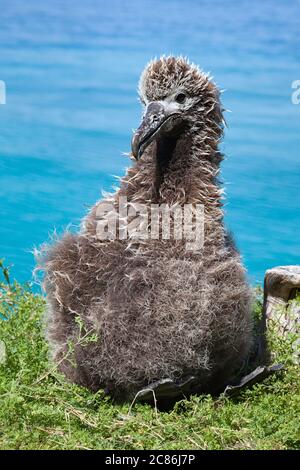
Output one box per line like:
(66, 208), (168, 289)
(291, 80), (300, 104)
(0, 81), (6, 104)
(95, 197), (205, 252)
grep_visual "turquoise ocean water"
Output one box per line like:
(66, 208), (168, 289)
(0, 0), (299, 285)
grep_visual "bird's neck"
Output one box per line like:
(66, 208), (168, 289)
(121, 130), (223, 218)
(118, 131), (225, 249)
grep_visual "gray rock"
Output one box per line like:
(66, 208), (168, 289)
(263, 265), (300, 334)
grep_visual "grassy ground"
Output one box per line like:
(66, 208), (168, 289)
(0, 273), (299, 450)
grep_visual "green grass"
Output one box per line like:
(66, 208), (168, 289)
(0, 277), (299, 450)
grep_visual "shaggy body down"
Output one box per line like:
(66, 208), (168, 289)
(42, 57), (253, 400)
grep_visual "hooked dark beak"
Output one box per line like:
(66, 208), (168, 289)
(131, 102), (181, 160)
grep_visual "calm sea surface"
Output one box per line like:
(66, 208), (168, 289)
(0, 0), (299, 285)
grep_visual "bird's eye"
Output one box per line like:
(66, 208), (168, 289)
(175, 93), (186, 104)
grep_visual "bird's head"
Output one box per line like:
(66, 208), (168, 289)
(131, 56), (223, 160)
